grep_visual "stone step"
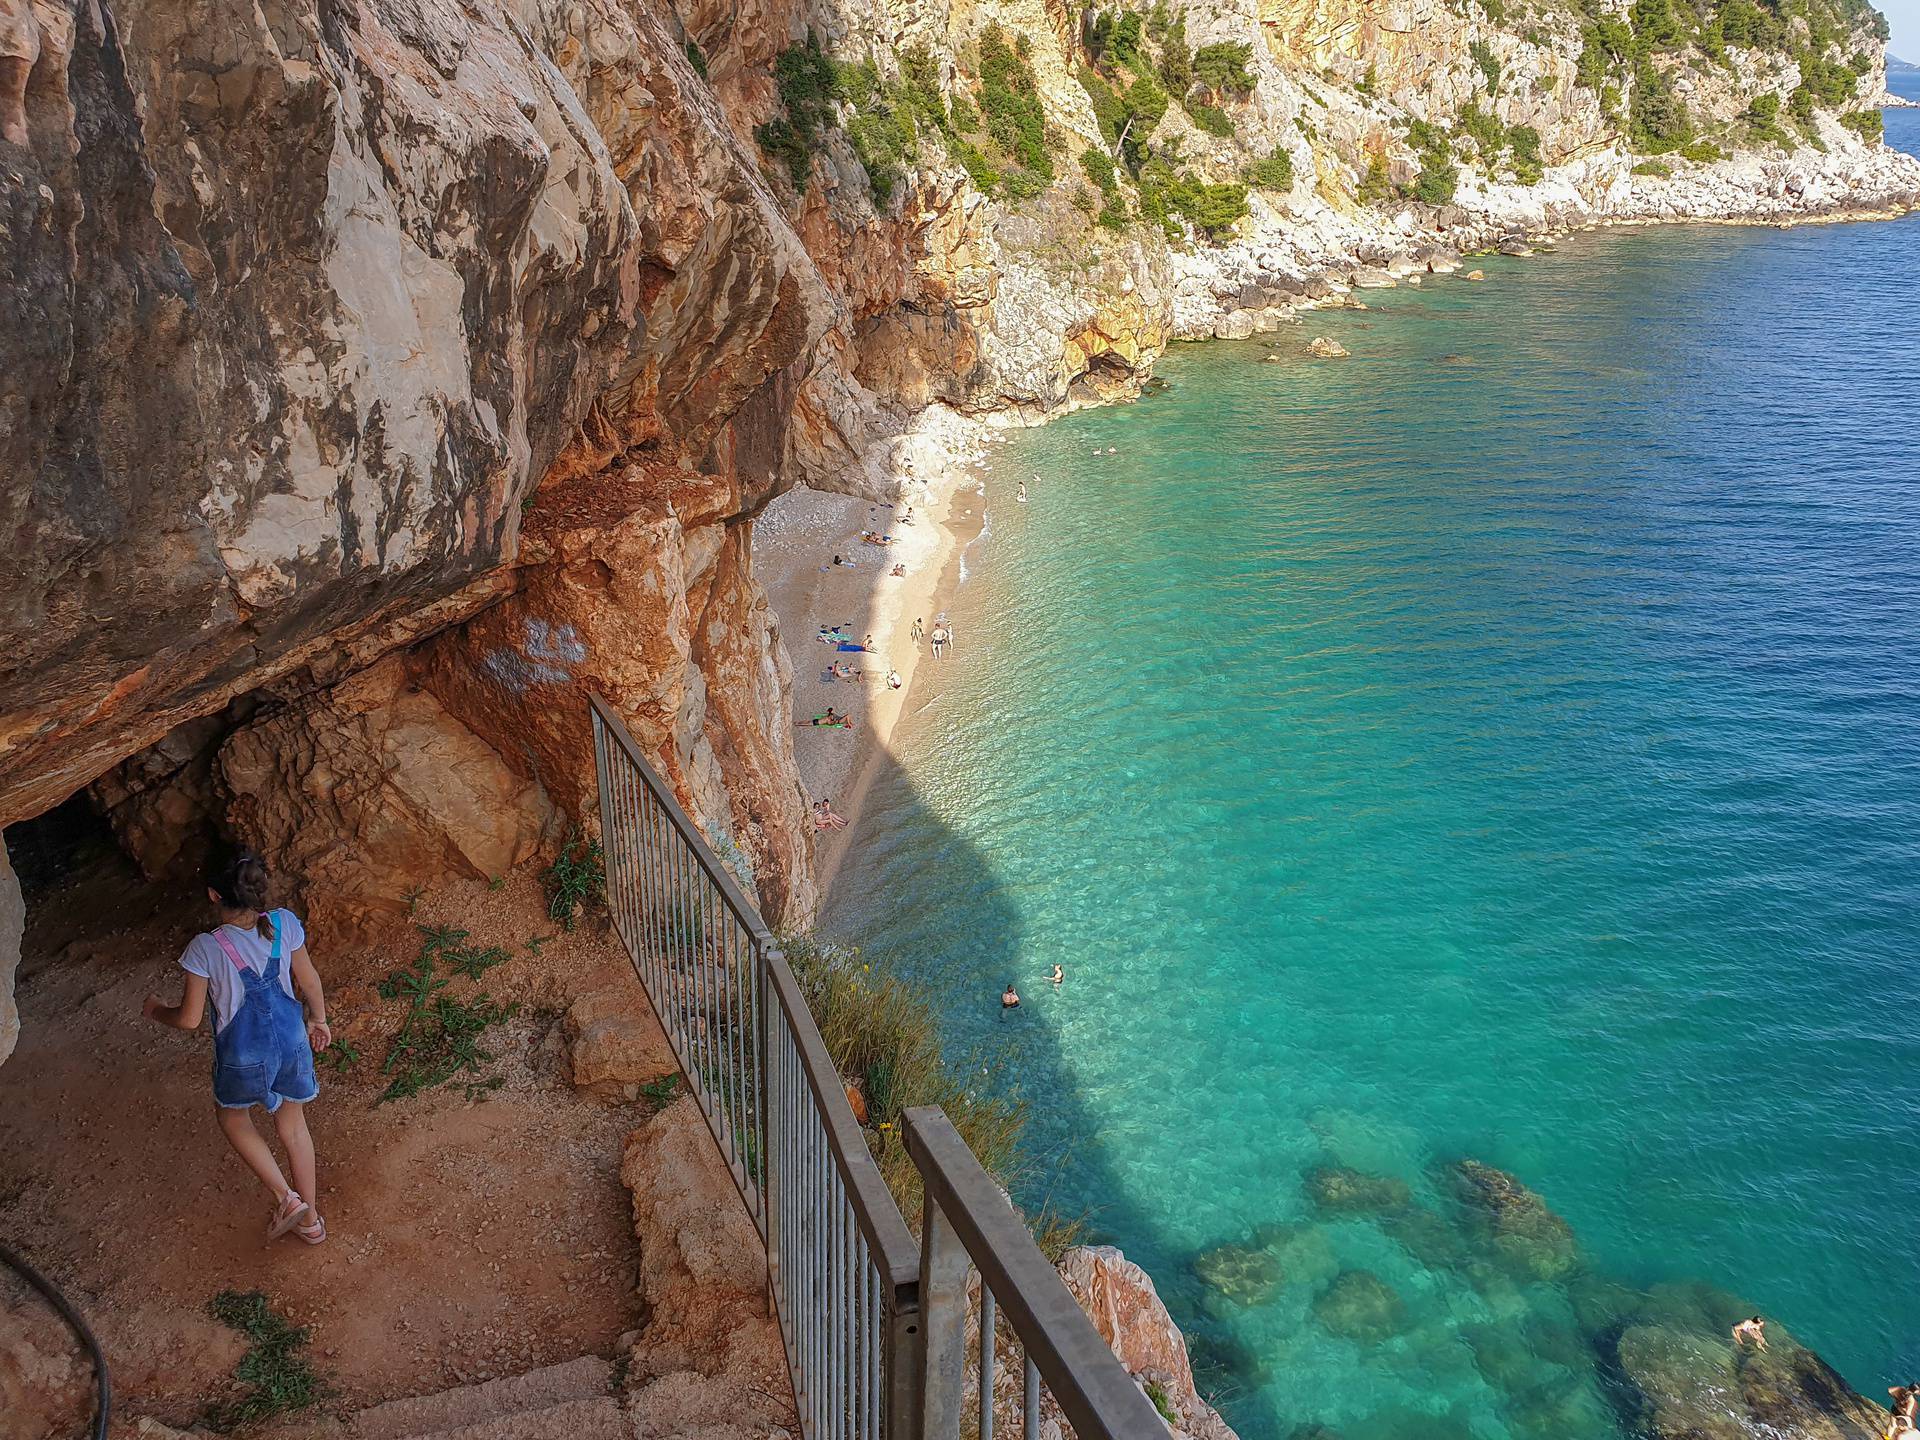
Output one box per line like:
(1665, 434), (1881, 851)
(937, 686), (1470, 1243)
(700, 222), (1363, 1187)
(409, 1395), (626, 1440)
(350, 1357), (614, 1440)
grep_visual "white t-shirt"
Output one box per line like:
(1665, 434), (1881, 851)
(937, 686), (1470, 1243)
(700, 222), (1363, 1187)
(179, 911), (308, 1034)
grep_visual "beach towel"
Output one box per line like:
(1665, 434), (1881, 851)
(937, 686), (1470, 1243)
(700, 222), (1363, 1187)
(836, 642), (869, 653)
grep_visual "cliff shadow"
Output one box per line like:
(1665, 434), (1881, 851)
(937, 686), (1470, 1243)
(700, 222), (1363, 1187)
(811, 742), (1289, 1438)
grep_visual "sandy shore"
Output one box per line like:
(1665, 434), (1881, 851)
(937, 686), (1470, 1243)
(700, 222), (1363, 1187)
(756, 407), (1005, 913)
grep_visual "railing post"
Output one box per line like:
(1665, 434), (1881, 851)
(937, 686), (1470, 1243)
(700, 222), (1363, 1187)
(916, 1189), (973, 1440)
(886, 1290), (921, 1440)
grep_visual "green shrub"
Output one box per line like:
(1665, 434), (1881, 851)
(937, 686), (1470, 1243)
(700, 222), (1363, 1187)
(783, 935), (1026, 1231)
(1187, 100), (1236, 136)
(773, 32), (836, 140)
(1158, 13), (1193, 94)
(978, 23), (1054, 180)
(1246, 145), (1295, 189)
(1146, 1380), (1178, 1425)
(1413, 152), (1459, 204)
(1357, 148), (1392, 203)
(1356, 62), (1377, 96)
(1841, 107), (1884, 141)
(848, 108), (916, 202)
(1680, 138), (1725, 161)
(1192, 40), (1256, 95)
(1508, 123), (1544, 182)
(1080, 145), (1120, 192)
(1631, 157), (1673, 175)
(684, 40), (709, 80)
(1630, 0), (1687, 52)
(1097, 196), (1131, 230)
(1470, 38), (1503, 94)
(544, 829), (606, 930)
(1406, 117), (1449, 156)
(1459, 102), (1506, 158)
(1628, 62), (1693, 152)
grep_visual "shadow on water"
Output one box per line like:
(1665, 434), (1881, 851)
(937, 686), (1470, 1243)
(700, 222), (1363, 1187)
(815, 741), (1296, 1437)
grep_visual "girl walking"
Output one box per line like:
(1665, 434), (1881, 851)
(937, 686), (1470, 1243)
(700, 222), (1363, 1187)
(144, 851), (331, 1245)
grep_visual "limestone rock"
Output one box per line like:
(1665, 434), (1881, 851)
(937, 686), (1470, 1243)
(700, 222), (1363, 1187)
(217, 658), (558, 939)
(1057, 1246), (1241, 1440)
(620, 1096), (792, 1432)
(1466, 269), (1487, 280)
(1608, 1321), (1890, 1440)
(565, 989), (673, 1097)
(1307, 337), (1350, 358)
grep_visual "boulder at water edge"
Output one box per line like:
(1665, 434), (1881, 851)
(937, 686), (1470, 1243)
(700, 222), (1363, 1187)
(1609, 1322), (1889, 1440)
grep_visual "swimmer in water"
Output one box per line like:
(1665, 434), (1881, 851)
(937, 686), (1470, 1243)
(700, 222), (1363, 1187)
(1050, 963), (1063, 986)
(1001, 983), (1020, 1010)
(1731, 1317), (1767, 1351)
(1017, 479), (1029, 503)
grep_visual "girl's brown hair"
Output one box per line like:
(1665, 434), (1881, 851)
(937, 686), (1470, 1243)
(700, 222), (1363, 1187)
(210, 850), (275, 941)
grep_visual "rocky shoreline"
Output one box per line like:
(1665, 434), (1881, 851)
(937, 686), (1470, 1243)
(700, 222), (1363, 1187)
(1163, 145), (1920, 341)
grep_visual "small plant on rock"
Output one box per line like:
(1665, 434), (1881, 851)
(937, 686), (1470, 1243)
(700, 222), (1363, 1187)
(544, 829), (606, 931)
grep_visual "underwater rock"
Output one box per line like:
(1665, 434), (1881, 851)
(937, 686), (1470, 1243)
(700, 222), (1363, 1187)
(1380, 1207), (1470, 1270)
(1608, 1320), (1889, 1440)
(1305, 1166), (1412, 1216)
(1193, 1239), (1284, 1307)
(1313, 1270), (1408, 1343)
(1447, 1160), (1579, 1280)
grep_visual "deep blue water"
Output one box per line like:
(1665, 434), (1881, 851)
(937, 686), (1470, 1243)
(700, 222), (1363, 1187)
(828, 95), (1920, 1439)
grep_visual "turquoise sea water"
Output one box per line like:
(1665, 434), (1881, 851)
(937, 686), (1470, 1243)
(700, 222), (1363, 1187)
(828, 98), (1920, 1439)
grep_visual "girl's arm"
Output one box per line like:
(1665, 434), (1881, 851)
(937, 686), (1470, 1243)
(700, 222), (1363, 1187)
(289, 945), (332, 1051)
(144, 973), (209, 1031)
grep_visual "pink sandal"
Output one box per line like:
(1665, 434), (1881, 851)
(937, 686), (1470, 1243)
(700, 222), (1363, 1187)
(295, 1213), (327, 1246)
(266, 1190), (312, 1240)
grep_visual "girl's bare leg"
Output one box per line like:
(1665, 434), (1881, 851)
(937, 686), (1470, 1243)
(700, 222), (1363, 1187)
(272, 1102), (318, 1213)
(216, 1106), (292, 1200)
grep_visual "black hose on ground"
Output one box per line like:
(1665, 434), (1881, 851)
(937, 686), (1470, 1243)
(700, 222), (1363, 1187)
(0, 1240), (111, 1440)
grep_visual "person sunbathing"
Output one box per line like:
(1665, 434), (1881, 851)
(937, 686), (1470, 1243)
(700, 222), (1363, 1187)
(809, 709), (854, 729)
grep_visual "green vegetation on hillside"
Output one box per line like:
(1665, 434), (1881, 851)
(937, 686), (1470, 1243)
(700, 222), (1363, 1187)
(1570, 0), (1883, 155)
(1076, 5), (1263, 241)
(752, 27), (1057, 204)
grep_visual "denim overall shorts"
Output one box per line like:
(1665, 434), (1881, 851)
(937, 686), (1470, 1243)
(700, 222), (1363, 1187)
(210, 912), (319, 1113)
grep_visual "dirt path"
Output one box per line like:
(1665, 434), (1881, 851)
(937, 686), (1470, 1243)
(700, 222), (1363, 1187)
(0, 858), (675, 1434)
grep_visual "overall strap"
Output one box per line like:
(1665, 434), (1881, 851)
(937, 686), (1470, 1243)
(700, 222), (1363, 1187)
(211, 928), (251, 973)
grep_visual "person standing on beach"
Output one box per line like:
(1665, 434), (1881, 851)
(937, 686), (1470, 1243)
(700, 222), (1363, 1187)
(911, 617), (924, 644)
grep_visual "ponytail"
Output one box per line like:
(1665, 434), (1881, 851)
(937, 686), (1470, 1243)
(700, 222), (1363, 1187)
(209, 850), (275, 940)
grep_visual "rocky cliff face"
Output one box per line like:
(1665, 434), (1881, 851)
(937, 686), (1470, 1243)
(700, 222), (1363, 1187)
(0, 0), (1914, 1029)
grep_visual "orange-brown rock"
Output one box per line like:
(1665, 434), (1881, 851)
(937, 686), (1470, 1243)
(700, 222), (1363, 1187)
(619, 1095), (794, 1434)
(1058, 1244), (1240, 1440)
(566, 987), (676, 1097)
(216, 658), (558, 940)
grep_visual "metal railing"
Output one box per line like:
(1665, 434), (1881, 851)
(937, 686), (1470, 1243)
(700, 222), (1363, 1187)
(588, 695), (1165, 1440)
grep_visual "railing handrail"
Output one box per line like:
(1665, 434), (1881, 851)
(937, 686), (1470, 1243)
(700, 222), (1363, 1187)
(590, 694), (1166, 1440)
(765, 941), (923, 1290)
(588, 693), (773, 945)
(904, 1109), (1169, 1440)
